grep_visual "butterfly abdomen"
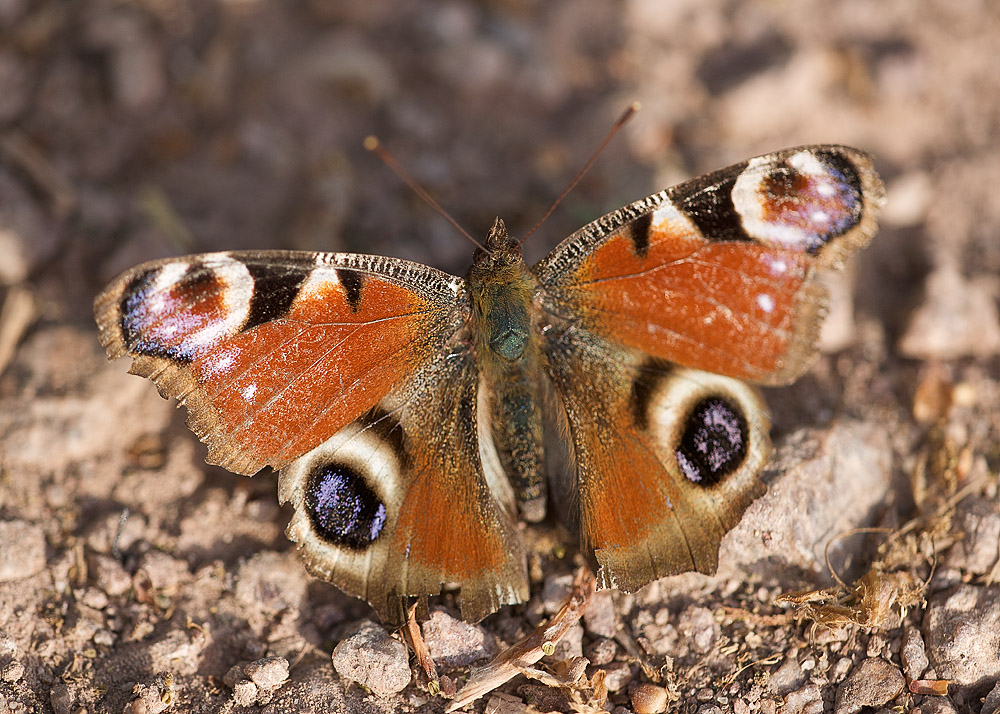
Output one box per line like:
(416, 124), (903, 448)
(467, 219), (548, 522)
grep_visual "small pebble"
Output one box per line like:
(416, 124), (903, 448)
(223, 664), (245, 689)
(122, 673), (173, 714)
(601, 661), (632, 692)
(421, 609), (497, 667)
(540, 574), (574, 614)
(1, 660), (24, 683)
(767, 655), (805, 694)
(50, 681), (73, 714)
(332, 621), (410, 697)
(924, 584), (1000, 686)
(834, 658), (905, 714)
(584, 637), (617, 666)
(89, 553), (132, 596)
(79, 587), (110, 610)
(697, 688), (716, 702)
(981, 680), (1000, 714)
(676, 606), (719, 655)
(920, 699), (959, 714)
(583, 590), (617, 638)
(830, 656), (853, 683)
(137, 550), (189, 591)
(244, 656), (289, 689)
(234, 552), (307, 613)
(232, 678), (258, 706)
(631, 683), (668, 714)
(0, 520), (46, 581)
(901, 627), (929, 681)
(784, 684), (824, 714)
(549, 622), (583, 661)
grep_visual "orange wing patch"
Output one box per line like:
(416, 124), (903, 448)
(193, 276), (442, 465)
(569, 213), (816, 385)
(576, 233), (814, 382)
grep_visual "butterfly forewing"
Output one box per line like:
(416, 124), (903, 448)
(96, 251), (464, 473)
(534, 145), (885, 386)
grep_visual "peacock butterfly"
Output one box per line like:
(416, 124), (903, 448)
(94, 144), (884, 624)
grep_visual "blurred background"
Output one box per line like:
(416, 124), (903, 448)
(0, 0), (995, 357)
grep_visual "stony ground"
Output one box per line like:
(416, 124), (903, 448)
(1, 1), (999, 713)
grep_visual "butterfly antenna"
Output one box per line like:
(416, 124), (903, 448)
(364, 136), (487, 251)
(518, 102), (640, 247)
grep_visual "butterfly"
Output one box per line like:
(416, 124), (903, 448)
(94, 145), (884, 625)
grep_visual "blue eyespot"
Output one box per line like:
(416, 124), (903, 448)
(675, 397), (748, 485)
(305, 463), (387, 549)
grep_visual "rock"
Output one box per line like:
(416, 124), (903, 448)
(223, 664), (246, 689)
(944, 497), (1000, 574)
(582, 589), (617, 638)
(89, 553), (133, 596)
(244, 656), (290, 689)
(234, 552), (308, 614)
(924, 584), (1000, 688)
(719, 422), (892, 579)
(982, 680), (1000, 714)
(484, 692), (532, 714)
(540, 573), (575, 614)
(833, 658), (905, 714)
(137, 550), (189, 591)
(0, 520), (46, 581)
(1, 659), (24, 682)
(920, 699), (959, 714)
(634, 607), (678, 657)
(783, 684), (823, 714)
(123, 673), (174, 714)
(222, 656), (289, 704)
(49, 681), (73, 714)
(899, 267), (1000, 360)
(79, 586), (110, 610)
(332, 620), (410, 697)
(631, 683), (669, 714)
(420, 609), (497, 667)
(676, 606), (719, 655)
(146, 628), (207, 676)
(830, 656), (854, 683)
(232, 678), (258, 707)
(549, 622), (583, 661)
(767, 654), (806, 695)
(584, 637), (617, 666)
(901, 627), (929, 681)
(601, 661), (633, 692)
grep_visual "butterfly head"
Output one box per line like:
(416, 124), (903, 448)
(467, 218), (536, 363)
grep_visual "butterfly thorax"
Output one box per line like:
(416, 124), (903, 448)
(467, 218), (536, 363)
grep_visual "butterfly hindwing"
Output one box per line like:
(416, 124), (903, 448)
(278, 346), (528, 624)
(95, 250), (528, 623)
(542, 324), (771, 590)
(535, 145), (884, 589)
